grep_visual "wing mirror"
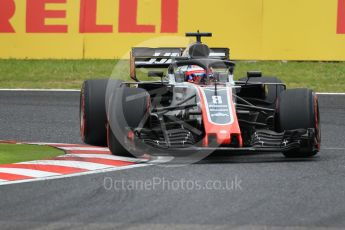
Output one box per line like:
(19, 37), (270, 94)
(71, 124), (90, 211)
(247, 71), (262, 78)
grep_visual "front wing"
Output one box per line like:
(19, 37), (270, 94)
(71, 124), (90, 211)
(126, 128), (318, 156)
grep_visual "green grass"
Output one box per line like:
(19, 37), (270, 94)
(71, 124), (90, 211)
(0, 144), (63, 164)
(236, 61), (345, 93)
(0, 59), (345, 92)
(0, 59), (116, 89)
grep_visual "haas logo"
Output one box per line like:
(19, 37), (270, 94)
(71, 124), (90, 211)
(212, 96), (223, 104)
(150, 52), (180, 64)
(136, 52), (180, 65)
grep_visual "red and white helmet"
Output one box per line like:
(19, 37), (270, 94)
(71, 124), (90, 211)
(184, 65), (207, 83)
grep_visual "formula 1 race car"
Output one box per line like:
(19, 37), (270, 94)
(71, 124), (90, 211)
(80, 32), (321, 159)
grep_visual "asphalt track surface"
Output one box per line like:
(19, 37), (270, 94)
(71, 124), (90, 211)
(0, 91), (345, 230)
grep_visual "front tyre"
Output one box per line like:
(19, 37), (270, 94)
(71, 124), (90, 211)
(277, 89), (321, 158)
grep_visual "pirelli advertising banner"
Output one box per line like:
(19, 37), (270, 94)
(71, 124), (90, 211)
(1, 0), (345, 60)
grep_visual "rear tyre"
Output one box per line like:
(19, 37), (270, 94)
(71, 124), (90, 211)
(80, 79), (108, 146)
(107, 86), (150, 157)
(277, 89), (321, 158)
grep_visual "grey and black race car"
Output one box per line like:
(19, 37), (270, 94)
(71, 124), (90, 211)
(80, 32), (321, 159)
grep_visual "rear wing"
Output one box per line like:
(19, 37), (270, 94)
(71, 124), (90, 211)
(130, 47), (230, 81)
(132, 48), (183, 69)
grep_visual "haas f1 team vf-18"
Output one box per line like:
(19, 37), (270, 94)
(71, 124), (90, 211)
(80, 32), (321, 159)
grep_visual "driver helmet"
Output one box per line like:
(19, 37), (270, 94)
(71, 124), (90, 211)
(184, 65), (207, 83)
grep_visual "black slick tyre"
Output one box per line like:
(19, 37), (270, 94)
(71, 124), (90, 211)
(277, 89), (321, 157)
(80, 79), (108, 146)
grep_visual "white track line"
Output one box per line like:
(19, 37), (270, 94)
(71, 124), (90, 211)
(0, 179), (8, 182)
(59, 154), (148, 163)
(59, 147), (110, 151)
(19, 160), (116, 170)
(0, 89), (80, 92)
(150, 156), (175, 164)
(28, 142), (79, 146)
(58, 154), (172, 164)
(0, 168), (60, 178)
(316, 93), (345, 95)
